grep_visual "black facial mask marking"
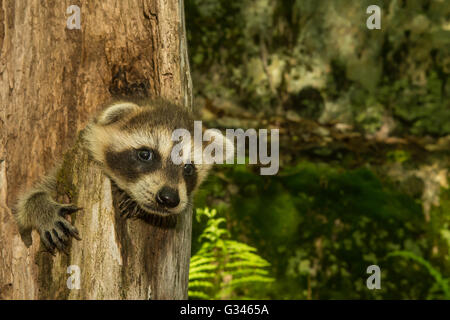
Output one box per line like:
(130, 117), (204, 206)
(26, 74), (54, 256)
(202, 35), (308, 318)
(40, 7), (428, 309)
(183, 165), (198, 194)
(105, 147), (162, 182)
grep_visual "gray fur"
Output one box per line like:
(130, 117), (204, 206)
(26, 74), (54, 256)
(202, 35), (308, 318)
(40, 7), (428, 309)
(15, 98), (213, 254)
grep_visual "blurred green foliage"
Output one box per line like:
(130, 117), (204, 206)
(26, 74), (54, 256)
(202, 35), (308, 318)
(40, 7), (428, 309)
(185, 0), (450, 299)
(194, 164), (450, 299)
(388, 251), (450, 299)
(186, 0), (450, 134)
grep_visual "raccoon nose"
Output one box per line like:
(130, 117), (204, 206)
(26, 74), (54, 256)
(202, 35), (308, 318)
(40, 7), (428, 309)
(156, 187), (180, 208)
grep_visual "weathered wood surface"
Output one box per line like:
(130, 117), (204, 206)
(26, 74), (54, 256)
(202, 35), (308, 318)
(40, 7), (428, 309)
(0, 0), (192, 299)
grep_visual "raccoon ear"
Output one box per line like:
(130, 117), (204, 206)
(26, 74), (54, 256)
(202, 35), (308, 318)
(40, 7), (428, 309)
(96, 102), (140, 125)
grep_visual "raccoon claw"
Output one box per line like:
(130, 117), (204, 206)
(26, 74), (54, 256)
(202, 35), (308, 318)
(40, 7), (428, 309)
(38, 205), (82, 254)
(41, 231), (56, 256)
(59, 204), (83, 216)
(57, 220), (81, 241)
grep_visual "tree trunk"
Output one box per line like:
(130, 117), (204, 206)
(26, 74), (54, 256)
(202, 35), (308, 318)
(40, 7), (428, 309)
(0, 0), (192, 299)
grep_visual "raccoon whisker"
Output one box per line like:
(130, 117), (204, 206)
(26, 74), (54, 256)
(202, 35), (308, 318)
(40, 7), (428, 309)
(122, 211), (131, 219)
(119, 199), (130, 207)
(133, 204), (139, 216)
(123, 199), (133, 206)
(125, 202), (133, 211)
(179, 200), (193, 207)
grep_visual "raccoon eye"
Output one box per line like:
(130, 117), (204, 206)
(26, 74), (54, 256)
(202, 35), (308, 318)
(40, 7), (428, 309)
(137, 149), (154, 162)
(183, 164), (195, 176)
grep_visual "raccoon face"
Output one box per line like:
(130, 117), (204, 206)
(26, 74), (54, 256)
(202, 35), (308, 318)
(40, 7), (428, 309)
(103, 139), (201, 216)
(84, 99), (212, 217)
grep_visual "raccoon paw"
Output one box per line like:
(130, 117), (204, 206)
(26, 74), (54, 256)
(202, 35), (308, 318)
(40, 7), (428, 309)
(38, 204), (82, 255)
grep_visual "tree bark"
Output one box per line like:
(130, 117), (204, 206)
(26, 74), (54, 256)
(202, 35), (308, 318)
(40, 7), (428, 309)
(0, 0), (192, 299)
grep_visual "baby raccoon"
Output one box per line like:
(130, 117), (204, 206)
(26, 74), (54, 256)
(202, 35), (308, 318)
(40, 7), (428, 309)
(15, 98), (218, 254)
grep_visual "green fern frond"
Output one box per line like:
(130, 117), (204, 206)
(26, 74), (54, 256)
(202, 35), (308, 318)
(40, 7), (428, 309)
(225, 260), (271, 270)
(230, 268), (270, 278)
(190, 256), (217, 267)
(388, 250), (450, 299)
(189, 263), (218, 274)
(188, 290), (211, 300)
(226, 275), (276, 288)
(189, 207), (274, 300)
(189, 272), (217, 281)
(188, 280), (215, 289)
